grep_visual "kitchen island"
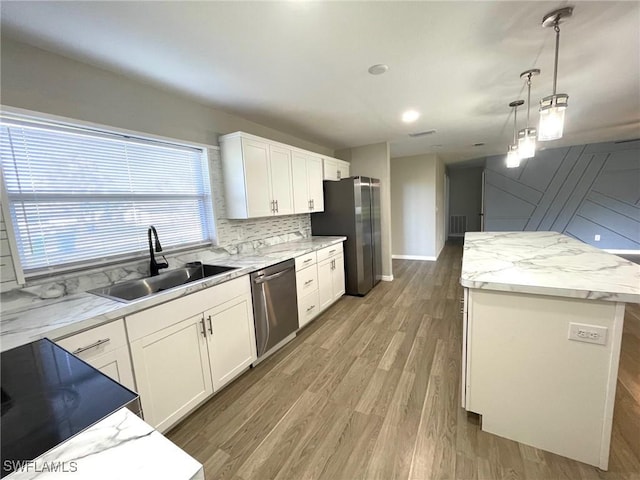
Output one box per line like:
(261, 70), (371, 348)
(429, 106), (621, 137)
(460, 231), (640, 470)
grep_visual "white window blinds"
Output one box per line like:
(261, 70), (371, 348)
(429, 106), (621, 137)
(0, 118), (215, 276)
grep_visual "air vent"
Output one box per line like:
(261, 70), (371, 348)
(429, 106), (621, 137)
(408, 129), (437, 138)
(473, 143), (485, 147)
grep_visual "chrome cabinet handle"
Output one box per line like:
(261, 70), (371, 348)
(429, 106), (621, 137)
(270, 200), (275, 213)
(303, 258), (313, 264)
(207, 315), (213, 334)
(311, 199), (315, 210)
(200, 318), (207, 338)
(304, 279), (314, 286)
(337, 170), (341, 179)
(72, 338), (110, 355)
(306, 305), (316, 312)
(329, 249), (336, 254)
(275, 200), (279, 212)
(308, 199), (312, 210)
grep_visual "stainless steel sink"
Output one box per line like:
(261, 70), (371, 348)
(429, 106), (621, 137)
(89, 264), (238, 302)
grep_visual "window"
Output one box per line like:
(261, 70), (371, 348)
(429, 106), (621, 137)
(0, 116), (215, 276)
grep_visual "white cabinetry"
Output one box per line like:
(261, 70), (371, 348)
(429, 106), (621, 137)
(316, 244), (345, 312)
(295, 251), (320, 328)
(292, 151), (324, 214)
(126, 276), (256, 432)
(220, 133), (294, 218)
(55, 319), (135, 391)
(323, 157), (350, 181)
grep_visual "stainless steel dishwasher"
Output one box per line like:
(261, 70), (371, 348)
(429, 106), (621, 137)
(251, 259), (299, 358)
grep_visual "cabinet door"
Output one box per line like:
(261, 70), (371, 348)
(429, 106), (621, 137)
(269, 145), (294, 215)
(130, 314), (213, 432)
(336, 160), (350, 180)
(242, 138), (273, 217)
(317, 257), (333, 311)
(205, 293), (257, 391)
(332, 253), (346, 300)
(85, 346), (136, 392)
(291, 151), (310, 214)
(323, 157), (338, 181)
(307, 155), (324, 212)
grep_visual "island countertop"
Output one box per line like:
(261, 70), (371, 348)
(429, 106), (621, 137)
(460, 231), (640, 303)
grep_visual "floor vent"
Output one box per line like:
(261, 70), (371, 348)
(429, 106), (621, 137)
(449, 215), (467, 236)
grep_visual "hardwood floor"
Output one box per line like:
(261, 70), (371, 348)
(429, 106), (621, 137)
(167, 244), (640, 480)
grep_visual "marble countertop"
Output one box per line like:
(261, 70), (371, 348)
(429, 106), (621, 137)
(0, 236), (346, 352)
(6, 408), (203, 480)
(461, 232), (640, 303)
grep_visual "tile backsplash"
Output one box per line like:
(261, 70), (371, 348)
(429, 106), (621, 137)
(0, 148), (311, 309)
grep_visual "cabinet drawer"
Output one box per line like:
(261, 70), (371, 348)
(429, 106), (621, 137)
(295, 251), (317, 271)
(316, 243), (343, 263)
(298, 290), (320, 329)
(296, 264), (318, 298)
(55, 319), (127, 359)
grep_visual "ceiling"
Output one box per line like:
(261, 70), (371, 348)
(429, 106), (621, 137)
(1, 1), (639, 164)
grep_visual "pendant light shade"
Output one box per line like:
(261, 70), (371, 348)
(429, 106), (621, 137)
(506, 100), (524, 169)
(518, 69), (539, 159)
(538, 7), (573, 141)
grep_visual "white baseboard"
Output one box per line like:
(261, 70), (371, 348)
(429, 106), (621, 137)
(381, 275), (394, 282)
(605, 249), (640, 255)
(392, 254), (437, 261)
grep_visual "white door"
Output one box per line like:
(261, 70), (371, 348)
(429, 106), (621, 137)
(130, 314), (213, 432)
(317, 257), (333, 311)
(242, 138), (273, 217)
(269, 145), (294, 215)
(332, 253), (346, 300)
(307, 155), (324, 212)
(291, 151), (310, 214)
(205, 293), (257, 391)
(87, 346), (136, 391)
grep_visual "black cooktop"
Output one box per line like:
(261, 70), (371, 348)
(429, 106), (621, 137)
(1, 338), (138, 478)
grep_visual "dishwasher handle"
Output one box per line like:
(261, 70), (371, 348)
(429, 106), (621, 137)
(253, 267), (295, 284)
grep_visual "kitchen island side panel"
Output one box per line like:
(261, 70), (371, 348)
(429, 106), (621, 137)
(466, 288), (623, 469)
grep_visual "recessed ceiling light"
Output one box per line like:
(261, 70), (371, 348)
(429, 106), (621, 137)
(402, 110), (420, 123)
(368, 64), (389, 75)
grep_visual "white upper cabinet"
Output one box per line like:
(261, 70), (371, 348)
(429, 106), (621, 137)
(220, 133), (294, 219)
(221, 132), (325, 218)
(292, 151), (324, 214)
(322, 157), (350, 181)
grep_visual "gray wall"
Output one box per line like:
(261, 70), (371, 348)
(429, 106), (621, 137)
(336, 142), (393, 279)
(484, 140), (640, 250)
(0, 37), (333, 155)
(447, 166), (483, 235)
(390, 153), (445, 259)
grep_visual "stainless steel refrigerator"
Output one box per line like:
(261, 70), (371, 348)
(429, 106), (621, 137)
(311, 176), (382, 296)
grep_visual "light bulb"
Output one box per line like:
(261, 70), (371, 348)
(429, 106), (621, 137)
(518, 128), (536, 159)
(506, 145), (520, 168)
(538, 106), (566, 141)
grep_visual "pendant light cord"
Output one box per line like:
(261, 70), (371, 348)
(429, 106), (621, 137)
(513, 106), (518, 143)
(526, 75), (532, 126)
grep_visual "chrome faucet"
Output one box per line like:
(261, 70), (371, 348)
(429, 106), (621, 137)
(148, 226), (168, 276)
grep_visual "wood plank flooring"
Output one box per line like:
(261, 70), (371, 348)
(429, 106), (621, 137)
(167, 244), (640, 480)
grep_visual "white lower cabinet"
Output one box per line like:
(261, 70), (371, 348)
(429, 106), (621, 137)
(55, 319), (135, 391)
(126, 276), (256, 432)
(205, 293), (255, 391)
(129, 314), (213, 432)
(317, 248), (345, 311)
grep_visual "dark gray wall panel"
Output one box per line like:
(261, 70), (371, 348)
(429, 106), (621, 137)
(484, 140), (640, 250)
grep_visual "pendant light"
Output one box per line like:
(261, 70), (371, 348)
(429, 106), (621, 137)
(538, 6), (573, 141)
(506, 100), (524, 168)
(518, 69), (539, 159)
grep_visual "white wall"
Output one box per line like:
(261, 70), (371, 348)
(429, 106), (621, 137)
(336, 142), (393, 280)
(390, 153), (444, 260)
(0, 37), (333, 155)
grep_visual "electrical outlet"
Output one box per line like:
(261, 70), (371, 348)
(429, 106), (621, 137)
(594, 234), (601, 241)
(568, 323), (607, 345)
